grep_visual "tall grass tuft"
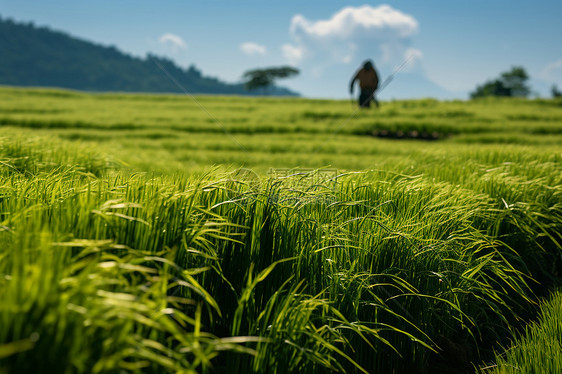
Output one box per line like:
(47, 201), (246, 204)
(480, 290), (562, 374)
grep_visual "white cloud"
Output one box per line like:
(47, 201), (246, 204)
(240, 42), (267, 56)
(283, 5), (421, 70)
(159, 33), (187, 52)
(282, 43), (305, 64)
(290, 5), (418, 40)
(541, 59), (562, 83)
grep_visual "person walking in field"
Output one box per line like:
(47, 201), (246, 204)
(350, 60), (380, 108)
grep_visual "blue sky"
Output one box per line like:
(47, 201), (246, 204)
(2, 0), (562, 99)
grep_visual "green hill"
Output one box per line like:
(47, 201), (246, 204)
(0, 17), (299, 96)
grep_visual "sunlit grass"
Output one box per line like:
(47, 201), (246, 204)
(0, 87), (561, 373)
(480, 290), (562, 374)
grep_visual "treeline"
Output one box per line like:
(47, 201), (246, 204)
(471, 66), (561, 99)
(0, 16), (298, 96)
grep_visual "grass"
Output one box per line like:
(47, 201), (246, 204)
(0, 86), (561, 373)
(480, 290), (562, 374)
(1, 85), (561, 177)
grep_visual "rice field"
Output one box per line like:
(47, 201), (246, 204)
(0, 86), (561, 373)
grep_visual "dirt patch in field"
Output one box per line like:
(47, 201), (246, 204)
(370, 129), (450, 140)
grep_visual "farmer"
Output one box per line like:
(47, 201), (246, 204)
(350, 60), (380, 108)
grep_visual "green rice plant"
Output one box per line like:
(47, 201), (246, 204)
(0, 134), (117, 176)
(0, 164), (262, 373)
(194, 169), (544, 372)
(0, 139), (556, 373)
(0, 87), (561, 373)
(480, 290), (562, 374)
(0, 233), (259, 374)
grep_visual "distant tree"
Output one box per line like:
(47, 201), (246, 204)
(470, 66), (531, 99)
(242, 66), (299, 94)
(552, 84), (562, 98)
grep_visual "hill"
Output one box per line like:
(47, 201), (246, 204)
(0, 17), (299, 96)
